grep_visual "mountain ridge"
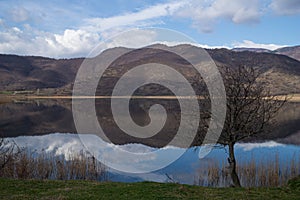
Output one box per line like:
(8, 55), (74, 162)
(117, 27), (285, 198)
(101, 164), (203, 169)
(1, 44), (300, 95)
(232, 45), (300, 61)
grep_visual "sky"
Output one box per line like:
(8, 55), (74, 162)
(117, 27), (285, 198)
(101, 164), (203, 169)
(0, 0), (299, 58)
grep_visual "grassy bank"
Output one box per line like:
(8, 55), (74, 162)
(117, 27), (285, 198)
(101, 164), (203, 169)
(0, 177), (299, 200)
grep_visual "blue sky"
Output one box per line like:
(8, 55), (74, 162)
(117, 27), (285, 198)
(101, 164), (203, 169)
(0, 0), (299, 58)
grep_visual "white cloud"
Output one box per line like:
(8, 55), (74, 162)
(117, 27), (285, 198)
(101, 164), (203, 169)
(270, 0), (300, 15)
(0, 23), (288, 58)
(103, 29), (157, 49)
(232, 40), (287, 50)
(158, 41), (229, 49)
(0, 26), (100, 58)
(54, 29), (100, 53)
(9, 133), (157, 159)
(236, 141), (285, 151)
(7, 133), (193, 173)
(82, 1), (185, 33)
(176, 0), (261, 33)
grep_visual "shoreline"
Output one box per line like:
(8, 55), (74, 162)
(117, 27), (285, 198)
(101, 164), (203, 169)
(1, 94), (300, 102)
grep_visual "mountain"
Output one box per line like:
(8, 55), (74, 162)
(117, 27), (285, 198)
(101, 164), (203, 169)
(207, 48), (300, 94)
(1, 45), (300, 145)
(231, 45), (300, 62)
(0, 44), (300, 95)
(274, 45), (300, 61)
(0, 55), (83, 91)
(232, 47), (271, 53)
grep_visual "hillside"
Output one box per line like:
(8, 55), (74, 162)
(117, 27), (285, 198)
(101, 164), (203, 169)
(275, 46), (300, 62)
(232, 45), (300, 62)
(0, 55), (83, 91)
(0, 44), (300, 95)
(232, 47), (272, 53)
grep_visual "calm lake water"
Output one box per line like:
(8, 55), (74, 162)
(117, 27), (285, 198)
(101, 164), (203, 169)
(1, 99), (300, 185)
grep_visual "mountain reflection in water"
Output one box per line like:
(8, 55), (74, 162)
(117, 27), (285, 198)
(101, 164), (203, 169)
(0, 99), (299, 145)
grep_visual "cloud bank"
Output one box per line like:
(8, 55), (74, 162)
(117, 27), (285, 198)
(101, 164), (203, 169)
(233, 40), (287, 51)
(270, 0), (300, 15)
(176, 0), (261, 33)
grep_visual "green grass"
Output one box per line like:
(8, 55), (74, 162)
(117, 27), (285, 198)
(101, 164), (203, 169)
(0, 177), (299, 200)
(0, 91), (14, 95)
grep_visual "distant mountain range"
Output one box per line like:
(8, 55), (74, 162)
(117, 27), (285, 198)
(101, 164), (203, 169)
(232, 45), (300, 61)
(232, 47), (272, 53)
(274, 46), (300, 61)
(0, 44), (300, 95)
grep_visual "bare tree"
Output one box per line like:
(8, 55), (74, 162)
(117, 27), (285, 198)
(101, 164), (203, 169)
(215, 65), (287, 187)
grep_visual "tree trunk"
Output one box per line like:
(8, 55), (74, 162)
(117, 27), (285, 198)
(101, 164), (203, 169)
(228, 142), (241, 187)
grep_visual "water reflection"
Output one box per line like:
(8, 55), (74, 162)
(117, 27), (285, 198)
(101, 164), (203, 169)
(1, 98), (299, 185)
(0, 99), (75, 137)
(0, 99), (299, 145)
(8, 132), (300, 185)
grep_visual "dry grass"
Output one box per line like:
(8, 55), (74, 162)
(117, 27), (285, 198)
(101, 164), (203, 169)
(196, 153), (300, 187)
(1, 139), (299, 187)
(0, 148), (107, 181)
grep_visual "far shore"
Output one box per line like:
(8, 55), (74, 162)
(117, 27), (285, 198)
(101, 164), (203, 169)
(1, 93), (300, 102)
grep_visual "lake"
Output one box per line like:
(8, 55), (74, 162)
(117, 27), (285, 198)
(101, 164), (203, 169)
(1, 98), (300, 186)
